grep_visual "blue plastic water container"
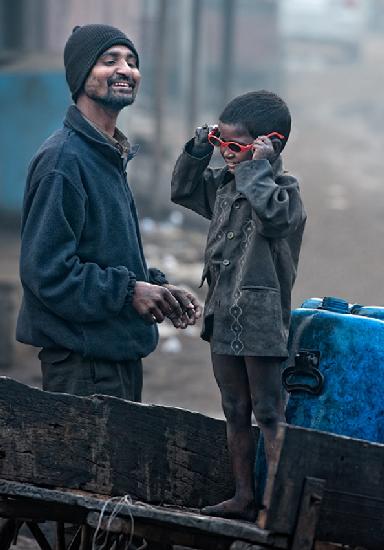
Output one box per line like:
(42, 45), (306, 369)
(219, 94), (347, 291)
(255, 296), (384, 507)
(283, 296), (384, 443)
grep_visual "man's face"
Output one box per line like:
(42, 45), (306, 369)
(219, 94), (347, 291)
(83, 45), (141, 110)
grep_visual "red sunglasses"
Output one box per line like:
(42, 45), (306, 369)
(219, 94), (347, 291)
(207, 129), (285, 153)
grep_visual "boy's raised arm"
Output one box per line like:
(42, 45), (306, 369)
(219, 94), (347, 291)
(171, 126), (219, 220)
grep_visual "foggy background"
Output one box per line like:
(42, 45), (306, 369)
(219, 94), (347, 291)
(1, 0), (384, 419)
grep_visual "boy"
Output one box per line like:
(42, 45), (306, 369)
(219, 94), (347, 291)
(171, 90), (306, 521)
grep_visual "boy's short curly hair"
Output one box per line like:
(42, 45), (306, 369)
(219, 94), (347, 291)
(219, 90), (291, 150)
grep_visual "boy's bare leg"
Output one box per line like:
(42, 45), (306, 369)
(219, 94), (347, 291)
(201, 353), (258, 521)
(245, 356), (285, 471)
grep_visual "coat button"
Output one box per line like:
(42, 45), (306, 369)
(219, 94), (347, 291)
(223, 259), (230, 266)
(227, 231), (234, 239)
(234, 202), (240, 209)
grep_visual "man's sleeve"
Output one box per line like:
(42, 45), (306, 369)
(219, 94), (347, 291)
(235, 159), (307, 238)
(20, 172), (136, 323)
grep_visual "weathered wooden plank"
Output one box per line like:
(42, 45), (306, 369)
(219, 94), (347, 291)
(291, 477), (325, 550)
(55, 522), (66, 550)
(230, 543), (265, 550)
(87, 511), (235, 550)
(0, 377), (259, 507)
(80, 525), (92, 550)
(318, 488), (384, 549)
(0, 498), (80, 523)
(0, 479), (288, 548)
(0, 518), (17, 550)
(261, 424), (384, 549)
(26, 522), (52, 550)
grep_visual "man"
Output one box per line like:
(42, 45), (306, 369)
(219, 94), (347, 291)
(16, 24), (201, 401)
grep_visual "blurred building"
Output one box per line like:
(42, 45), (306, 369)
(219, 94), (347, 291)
(0, 0), (281, 218)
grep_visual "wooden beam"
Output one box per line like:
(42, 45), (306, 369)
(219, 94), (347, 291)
(80, 524), (92, 550)
(0, 496), (85, 523)
(0, 479), (288, 549)
(0, 377), (257, 508)
(87, 510), (231, 550)
(55, 521), (66, 550)
(0, 518), (17, 550)
(291, 477), (325, 550)
(26, 522), (53, 550)
(261, 424), (384, 549)
(230, 543), (265, 550)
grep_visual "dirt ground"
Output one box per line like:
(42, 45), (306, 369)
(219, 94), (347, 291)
(1, 35), (384, 550)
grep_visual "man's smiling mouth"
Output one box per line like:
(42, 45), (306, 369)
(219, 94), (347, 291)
(108, 77), (135, 91)
(111, 81), (133, 89)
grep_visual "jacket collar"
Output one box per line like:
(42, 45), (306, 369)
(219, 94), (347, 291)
(271, 156), (284, 178)
(64, 105), (138, 167)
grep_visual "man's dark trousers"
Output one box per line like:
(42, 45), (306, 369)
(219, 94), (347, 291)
(39, 348), (143, 401)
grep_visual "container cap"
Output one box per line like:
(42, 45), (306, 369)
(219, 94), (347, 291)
(321, 296), (349, 314)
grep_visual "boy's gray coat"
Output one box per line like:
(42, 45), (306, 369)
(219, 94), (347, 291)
(171, 143), (306, 357)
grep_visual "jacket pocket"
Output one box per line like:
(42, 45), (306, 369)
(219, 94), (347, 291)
(238, 286), (282, 329)
(38, 348), (72, 364)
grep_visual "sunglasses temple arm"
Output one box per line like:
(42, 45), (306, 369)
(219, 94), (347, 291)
(267, 132), (285, 140)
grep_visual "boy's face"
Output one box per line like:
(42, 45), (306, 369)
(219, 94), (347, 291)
(217, 122), (254, 173)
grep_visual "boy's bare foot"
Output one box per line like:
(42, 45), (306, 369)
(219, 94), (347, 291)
(200, 498), (258, 522)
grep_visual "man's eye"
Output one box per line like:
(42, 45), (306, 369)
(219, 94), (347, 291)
(104, 59), (116, 65)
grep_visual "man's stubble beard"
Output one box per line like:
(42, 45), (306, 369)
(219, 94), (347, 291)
(88, 90), (135, 111)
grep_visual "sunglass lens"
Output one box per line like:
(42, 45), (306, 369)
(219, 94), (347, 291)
(228, 143), (242, 153)
(209, 135), (221, 147)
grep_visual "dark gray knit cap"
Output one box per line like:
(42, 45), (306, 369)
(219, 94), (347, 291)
(64, 24), (139, 100)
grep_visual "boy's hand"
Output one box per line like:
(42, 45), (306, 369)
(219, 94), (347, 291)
(252, 135), (276, 162)
(163, 284), (202, 328)
(190, 123), (215, 157)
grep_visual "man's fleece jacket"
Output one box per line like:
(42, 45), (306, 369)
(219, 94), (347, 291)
(17, 105), (166, 361)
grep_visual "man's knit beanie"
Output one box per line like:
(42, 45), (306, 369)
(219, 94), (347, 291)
(64, 24), (139, 100)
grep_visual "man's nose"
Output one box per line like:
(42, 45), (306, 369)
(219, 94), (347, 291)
(116, 60), (134, 76)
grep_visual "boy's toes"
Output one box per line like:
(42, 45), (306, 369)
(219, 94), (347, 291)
(200, 500), (258, 522)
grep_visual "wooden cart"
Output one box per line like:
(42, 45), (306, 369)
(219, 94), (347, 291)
(0, 377), (383, 550)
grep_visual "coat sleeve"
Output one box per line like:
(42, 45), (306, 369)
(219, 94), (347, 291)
(171, 139), (219, 220)
(148, 267), (168, 285)
(235, 159), (306, 238)
(19, 171), (137, 323)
